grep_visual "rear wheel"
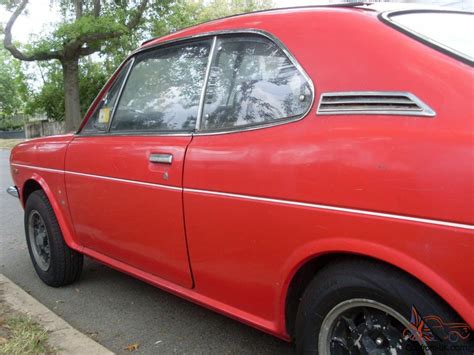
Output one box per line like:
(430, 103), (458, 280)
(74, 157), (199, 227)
(25, 190), (83, 287)
(295, 258), (472, 354)
(317, 298), (429, 354)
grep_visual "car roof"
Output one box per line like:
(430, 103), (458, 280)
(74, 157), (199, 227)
(140, 2), (455, 48)
(355, 1), (449, 12)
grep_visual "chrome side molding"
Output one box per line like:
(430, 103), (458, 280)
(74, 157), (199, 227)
(9, 163), (474, 231)
(317, 91), (435, 117)
(6, 186), (19, 198)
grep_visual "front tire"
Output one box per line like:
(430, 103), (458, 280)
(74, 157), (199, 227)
(295, 258), (472, 354)
(25, 190), (83, 287)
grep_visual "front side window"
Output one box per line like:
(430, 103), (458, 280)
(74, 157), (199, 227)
(201, 35), (312, 131)
(82, 60), (131, 133)
(110, 40), (211, 132)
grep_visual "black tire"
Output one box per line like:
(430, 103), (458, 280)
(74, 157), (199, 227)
(24, 190), (83, 287)
(295, 257), (473, 354)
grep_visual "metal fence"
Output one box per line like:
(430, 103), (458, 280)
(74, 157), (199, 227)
(0, 130), (25, 139)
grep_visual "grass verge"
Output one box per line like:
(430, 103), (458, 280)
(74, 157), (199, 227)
(0, 139), (24, 150)
(0, 303), (53, 354)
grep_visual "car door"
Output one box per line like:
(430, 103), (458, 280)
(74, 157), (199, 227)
(65, 39), (213, 288)
(183, 34), (314, 316)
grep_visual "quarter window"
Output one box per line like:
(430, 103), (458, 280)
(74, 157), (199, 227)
(110, 40), (212, 132)
(81, 60), (131, 133)
(202, 35), (312, 131)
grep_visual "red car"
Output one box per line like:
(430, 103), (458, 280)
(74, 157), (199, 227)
(7, 4), (473, 353)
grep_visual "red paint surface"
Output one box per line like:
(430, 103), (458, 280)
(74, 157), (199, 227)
(65, 136), (194, 288)
(10, 7), (474, 339)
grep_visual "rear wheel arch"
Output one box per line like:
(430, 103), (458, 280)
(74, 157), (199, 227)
(293, 256), (472, 353)
(283, 252), (470, 339)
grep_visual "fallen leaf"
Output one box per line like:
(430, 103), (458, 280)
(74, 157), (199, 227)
(124, 343), (139, 352)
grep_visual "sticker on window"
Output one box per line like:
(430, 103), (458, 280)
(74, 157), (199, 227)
(98, 107), (111, 124)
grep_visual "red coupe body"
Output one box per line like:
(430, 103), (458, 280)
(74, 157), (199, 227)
(9, 5), (474, 341)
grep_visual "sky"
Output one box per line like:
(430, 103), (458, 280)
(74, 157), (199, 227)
(0, 1), (62, 43)
(1, 0), (472, 44)
(0, 0), (325, 43)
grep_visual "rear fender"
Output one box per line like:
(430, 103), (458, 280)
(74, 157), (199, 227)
(279, 233), (474, 333)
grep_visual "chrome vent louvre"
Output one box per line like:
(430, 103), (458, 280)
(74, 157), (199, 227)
(317, 92), (435, 117)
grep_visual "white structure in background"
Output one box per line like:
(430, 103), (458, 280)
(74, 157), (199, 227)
(402, 0), (473, 11)
(274, 0), (473, 11)
(343, 0), (474, 11)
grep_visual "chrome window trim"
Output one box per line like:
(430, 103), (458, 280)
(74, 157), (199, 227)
(193, 115), (305, 136)
(109, 39), (215, 135)
(379, 9), (474, 66)
(140, 2), (373, 47)
(78, 29), (314, 137)
(193, 30), (315, 135)
(316, 91), (436, 117)
(134, 29), (315, 136)
(107, 57), (135, 132)
(196, 36), (217, 131)
(76, 131), (193, 138)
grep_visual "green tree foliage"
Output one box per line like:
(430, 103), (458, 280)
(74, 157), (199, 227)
(0, 46), (29, 117)
(25, 59), (109, 121)
(2, 0), (273, 131)
(2, 0), (154, 131)
(152, 0), (273, 37)
(23, 62), (64, 121)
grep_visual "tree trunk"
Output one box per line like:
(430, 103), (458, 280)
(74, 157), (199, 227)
(62, 59), (82, 132)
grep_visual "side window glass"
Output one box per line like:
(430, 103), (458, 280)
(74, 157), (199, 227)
(81, 61), (131, 133)
(202, 35), (312, 131)
(110, 40), (211, 132)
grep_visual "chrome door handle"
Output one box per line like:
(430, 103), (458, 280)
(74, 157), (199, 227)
(149, 153), (173, 164)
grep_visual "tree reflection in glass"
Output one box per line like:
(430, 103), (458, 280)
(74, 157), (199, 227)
(82, 60), (132, 133)
(111, 40), (212, 132)
(203, 35), (311, 131)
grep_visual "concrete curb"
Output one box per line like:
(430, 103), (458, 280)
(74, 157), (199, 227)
(0, 274), (114, 355)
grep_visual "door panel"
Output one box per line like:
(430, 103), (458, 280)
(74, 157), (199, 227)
(66, 136), (193, 288)
(65, 37), (213, 288)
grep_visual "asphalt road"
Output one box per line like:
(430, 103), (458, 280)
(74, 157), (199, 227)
(0, 148), (294, 354)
